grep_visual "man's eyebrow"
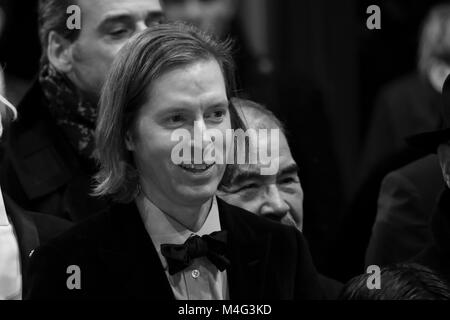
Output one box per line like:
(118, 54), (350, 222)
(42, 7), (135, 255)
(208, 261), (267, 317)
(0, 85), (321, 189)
(230, 163), (298, 186)
(99, 10), (163, 28)
(154, 106), (189, 118)
(279, 163), (299, 176)
(230, 167), (264, 186)
(98, 14), (134, 30)
(206, 101), (229, 110)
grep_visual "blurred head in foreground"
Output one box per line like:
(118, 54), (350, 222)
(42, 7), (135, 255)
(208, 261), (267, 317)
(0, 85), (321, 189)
(339, 263), (450, 300)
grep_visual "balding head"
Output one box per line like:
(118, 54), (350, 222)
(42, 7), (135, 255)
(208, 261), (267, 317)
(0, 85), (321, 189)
(218, 98), (304, 231)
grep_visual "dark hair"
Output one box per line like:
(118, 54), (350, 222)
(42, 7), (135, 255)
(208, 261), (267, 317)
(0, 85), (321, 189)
(94, 22), (243, 202)
(38, 0), (81, 65)
(339, 263), (450, 300)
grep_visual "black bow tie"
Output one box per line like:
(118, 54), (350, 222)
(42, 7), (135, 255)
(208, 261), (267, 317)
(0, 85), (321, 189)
(161, 231), (230, 275)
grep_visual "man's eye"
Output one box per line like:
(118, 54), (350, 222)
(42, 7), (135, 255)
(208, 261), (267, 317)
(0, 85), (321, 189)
(214, 110), (225, 118)
(167, 115), (185, 125)
(279, 177), (298, 185)
(206, 109), (227, 122)
(237, 183), (259, 192)
(109, 29), (129, 38)
(170, 115), (183, 122)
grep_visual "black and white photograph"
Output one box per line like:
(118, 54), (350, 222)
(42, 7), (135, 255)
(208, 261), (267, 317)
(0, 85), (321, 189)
(0, 0), (449, 311)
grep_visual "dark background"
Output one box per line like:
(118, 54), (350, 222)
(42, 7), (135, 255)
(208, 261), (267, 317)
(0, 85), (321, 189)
(0, 0), (447, 279)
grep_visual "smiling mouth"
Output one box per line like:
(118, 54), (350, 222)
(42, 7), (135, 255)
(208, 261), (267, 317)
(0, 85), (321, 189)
(179, 163), (215, 173)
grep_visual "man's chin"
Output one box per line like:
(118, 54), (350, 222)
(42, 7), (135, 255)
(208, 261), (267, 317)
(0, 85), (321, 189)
(175, 184), (218, 205)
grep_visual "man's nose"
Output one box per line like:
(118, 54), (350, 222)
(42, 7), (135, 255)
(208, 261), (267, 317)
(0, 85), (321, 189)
(191, 120), (214, 160)
(259, 185), (290, 221)
(193, 119), (214, 145)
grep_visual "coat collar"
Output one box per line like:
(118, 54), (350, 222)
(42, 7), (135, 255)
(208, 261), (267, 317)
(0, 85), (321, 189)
(3, 194), (39, 291)
(217, 198), (272, 300)
(6, 81), (76, 200)
(97, 198), (272, 300)
(97, 201), (174, 300)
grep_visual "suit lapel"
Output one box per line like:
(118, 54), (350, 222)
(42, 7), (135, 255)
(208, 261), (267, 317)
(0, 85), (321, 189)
(4, 194), (40, 291)
(97, 201), (174, 300)
(218, 198), (272, 300)
(97, 199), (272, 300)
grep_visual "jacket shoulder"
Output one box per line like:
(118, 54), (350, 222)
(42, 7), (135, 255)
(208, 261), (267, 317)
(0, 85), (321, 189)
(217, 197), (305, 249)
(383, 155), (442, 204)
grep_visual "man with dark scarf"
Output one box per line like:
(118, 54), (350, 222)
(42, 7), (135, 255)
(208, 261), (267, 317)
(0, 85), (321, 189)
(0, 0), (163, 221)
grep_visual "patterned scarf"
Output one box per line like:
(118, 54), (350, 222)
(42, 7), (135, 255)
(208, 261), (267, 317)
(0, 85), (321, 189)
(39, 63), (98, 161)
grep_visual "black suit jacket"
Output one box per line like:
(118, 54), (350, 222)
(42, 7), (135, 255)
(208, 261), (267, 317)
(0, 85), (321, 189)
(0, 81), (109, 222)
(27, 198), (324, 300)
(365, 154), (442, 267)
(414, 187), (450, 282)
(4, 193), (72, 296)
(335, 73), (440, 280)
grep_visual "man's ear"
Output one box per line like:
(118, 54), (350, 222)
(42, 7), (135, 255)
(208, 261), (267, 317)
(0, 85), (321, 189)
(47, 30), (74, 73)
(125, 131), (136, 151)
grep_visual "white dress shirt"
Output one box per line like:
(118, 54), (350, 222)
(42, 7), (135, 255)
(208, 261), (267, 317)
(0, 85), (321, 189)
(0, 188), (22, 300)
(136, 195), (229, 300)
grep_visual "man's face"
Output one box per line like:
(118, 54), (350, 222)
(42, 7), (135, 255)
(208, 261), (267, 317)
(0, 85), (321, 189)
(217, 132), (304, 231)
(129, 59), (231, 210)
(162, 0), (235, 38)
(438, 142), (450, 188)
(67, 0), (163, 100)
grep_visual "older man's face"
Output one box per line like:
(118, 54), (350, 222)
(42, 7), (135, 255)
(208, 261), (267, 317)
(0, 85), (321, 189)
(218, 132), (304, 230)
(66, 0), (163, 100)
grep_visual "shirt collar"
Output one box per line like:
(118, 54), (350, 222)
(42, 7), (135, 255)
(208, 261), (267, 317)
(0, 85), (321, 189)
(136, 195), (222, 252)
